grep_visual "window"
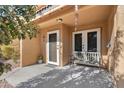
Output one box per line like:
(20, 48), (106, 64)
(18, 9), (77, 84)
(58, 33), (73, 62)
(73, 28), (100, 53)
(87, 32), (97, 52)
(74, 33), (82, 51)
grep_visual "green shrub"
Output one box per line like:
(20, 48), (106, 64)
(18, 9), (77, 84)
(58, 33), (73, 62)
(11, 50), (20, 63)
(1, 45), (14, 59)
(0, 62), (12, 76)
(0, 45), (19, 76)
(0, 62), (4, 76)
(0, 46), (2, 58)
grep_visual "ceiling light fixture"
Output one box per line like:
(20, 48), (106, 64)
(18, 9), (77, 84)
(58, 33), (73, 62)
(56, 18), (63, 23)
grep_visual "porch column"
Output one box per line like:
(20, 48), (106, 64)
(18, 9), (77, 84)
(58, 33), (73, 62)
(111, 5), (124, 87)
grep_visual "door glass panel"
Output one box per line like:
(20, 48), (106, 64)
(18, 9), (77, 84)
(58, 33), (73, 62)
(87, 32), (97, 52)
(74, 33), (82, 52)
(49, 33), (57, 62)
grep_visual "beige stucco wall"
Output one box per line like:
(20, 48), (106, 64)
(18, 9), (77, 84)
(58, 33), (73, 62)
(107, 5), (124, 88)
(20, 5), (124, 87)
(31, 5), (115, 68)
(104, 6), (117, 71)
(68, 21), (108, 68)
(107, 6), (117, 70)
(38, 21), (110, 67)
(40, 24), (72, 67)
(22, 5), (113, 67)
(21, 35), (41, 67)
(61, 24), (72, 66)
(114, 30), (124, 87)
(112, 6), (124, 88)
(21, 6), (116, 68)
(40, 24), (62, 66)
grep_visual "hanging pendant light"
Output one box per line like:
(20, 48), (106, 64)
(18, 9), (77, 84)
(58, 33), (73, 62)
(74, 5), (79, 32)
(56, 18), (63, 23)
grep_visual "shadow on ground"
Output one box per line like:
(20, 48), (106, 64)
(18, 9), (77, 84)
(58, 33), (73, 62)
(17, 65), (115, 88)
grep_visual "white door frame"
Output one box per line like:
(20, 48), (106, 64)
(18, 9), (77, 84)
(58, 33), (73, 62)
(47, 30), (60, 65)
(72, 28), (101, 53)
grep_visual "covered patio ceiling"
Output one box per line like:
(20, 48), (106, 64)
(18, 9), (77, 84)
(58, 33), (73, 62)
(37, 5), (114, 29)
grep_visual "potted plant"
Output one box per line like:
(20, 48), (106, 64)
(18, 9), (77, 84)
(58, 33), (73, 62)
(37, 56), (43, 64)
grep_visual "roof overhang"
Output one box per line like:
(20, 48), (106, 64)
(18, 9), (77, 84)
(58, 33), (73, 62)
(35, 5), (115, 29)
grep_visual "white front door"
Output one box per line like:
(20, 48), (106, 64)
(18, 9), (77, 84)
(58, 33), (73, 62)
(47, 31), (60, 65)
(72, 28), (101, 66)
(73, 28), (101, 53)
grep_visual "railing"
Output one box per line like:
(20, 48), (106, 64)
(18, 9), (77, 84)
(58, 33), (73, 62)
(73, 52), (101, 66)
(36, 5), (59, 18)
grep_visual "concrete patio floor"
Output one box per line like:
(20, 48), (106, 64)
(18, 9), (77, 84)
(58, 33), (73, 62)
(5, 64), (55, 86)
(5, 64), (115, 88)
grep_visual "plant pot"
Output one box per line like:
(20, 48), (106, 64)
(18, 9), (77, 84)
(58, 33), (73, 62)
(37, 60), (43, 64)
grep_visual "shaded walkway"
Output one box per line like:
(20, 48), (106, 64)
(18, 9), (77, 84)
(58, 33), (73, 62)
(5, 64), (54, 86)
(17, 65), (115, 88)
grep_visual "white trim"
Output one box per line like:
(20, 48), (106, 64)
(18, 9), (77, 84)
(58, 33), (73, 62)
(20, 39), (22, 67)
(72, 28), (101, 53)
(47, 30), (60, 65)
(72, 31), (82, 53)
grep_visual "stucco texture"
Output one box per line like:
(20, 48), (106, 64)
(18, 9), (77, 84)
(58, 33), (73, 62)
(21, 35), (41, 67)
(20, 5), (118, 74)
